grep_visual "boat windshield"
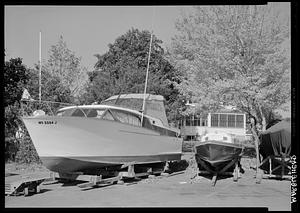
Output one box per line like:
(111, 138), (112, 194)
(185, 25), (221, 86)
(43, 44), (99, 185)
(201, 134), (233, 143)
(110, 109), (141, 126)
(56, 108), (105, 117)
(56, 107), (141, 126)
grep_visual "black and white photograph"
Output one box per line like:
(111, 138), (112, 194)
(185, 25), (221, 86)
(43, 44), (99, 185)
(4, 3), (295, 211)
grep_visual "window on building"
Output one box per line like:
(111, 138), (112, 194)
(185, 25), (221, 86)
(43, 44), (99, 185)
(236, 115), (244, 128)
(210, 113), (244, 128)
(219, 114), (227, 127)
(228, 114), (235, 127)
(186, 119), (191, 126)
(211, 114), (219, 127)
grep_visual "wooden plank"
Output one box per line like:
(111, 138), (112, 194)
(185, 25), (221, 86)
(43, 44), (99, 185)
(219, 159), (237, 174)
(197, 158), (215, 174)
(262, 174), (291, 180)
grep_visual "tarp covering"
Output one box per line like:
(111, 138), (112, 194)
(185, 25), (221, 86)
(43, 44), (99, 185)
(259, 119), (291, 158)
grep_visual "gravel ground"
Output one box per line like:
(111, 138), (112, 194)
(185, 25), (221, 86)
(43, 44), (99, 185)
(5, 154), (291, 210)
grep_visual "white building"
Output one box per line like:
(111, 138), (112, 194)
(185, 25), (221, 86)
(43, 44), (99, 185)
(180, 110), (249, 142)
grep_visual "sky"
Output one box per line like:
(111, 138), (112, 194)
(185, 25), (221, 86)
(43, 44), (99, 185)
(5, 6), (192, 71)
(5, 4), (290, 71)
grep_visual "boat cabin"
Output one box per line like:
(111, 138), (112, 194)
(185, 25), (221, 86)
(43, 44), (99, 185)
(56, 105), (179, 137)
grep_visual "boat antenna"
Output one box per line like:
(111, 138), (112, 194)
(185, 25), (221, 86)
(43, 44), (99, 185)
(114, 88), (123, 105)
(39, 31), (42, 104)
(141, 7), (155, 125)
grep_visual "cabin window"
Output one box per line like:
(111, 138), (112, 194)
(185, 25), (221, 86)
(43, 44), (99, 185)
(86, 109), (97, 117)
(71, 108), (86, 117)
(102, 110), (115, 121)
(111, 109), (141, 126)
(223, 137), (228, 141)
(56, 108), (75, 116)
(85, 109), (105, 118)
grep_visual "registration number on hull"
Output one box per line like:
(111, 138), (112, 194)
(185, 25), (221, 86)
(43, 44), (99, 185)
(38, 121), (57, 125)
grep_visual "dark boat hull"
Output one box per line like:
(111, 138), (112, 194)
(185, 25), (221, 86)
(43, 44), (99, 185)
(195, 141), (243, 172)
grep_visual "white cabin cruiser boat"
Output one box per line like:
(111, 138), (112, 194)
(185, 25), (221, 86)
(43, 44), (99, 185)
(22, 94), (182, 174)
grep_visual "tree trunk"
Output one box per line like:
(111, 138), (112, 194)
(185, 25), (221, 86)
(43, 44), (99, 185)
(257, 102), (266, 131)
(250, 117), (261, 178)
(261, 116), (266, 131)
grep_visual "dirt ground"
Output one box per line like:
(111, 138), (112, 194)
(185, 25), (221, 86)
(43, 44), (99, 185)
(5, 153), (291, 210)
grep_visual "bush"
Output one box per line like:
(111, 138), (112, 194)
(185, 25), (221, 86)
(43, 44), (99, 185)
(5, 103), (22, 162)
(5, 137), (19, 163)
(15, 135), (42, 164)
(5, 101), (43, 164)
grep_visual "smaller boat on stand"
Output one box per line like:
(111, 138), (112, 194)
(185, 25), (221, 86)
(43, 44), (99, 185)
(195, 131), (244, 186)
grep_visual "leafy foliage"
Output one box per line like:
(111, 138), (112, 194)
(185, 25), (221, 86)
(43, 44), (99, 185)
(43, 36), (88, 100)
(4, 58), (29, 107)
(82, 28), (184, 122)
(25, 67), (72, 106)
(168, 5), (291, 130)
(4, 37), (89, 163)
(4, 58), (30, 162)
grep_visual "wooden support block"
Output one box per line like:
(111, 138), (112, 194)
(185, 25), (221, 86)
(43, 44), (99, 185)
(255, 169), (263, 184)
(211, 174), (217, 187)
(24, 187), (29, 196)
(161, 172), (169, 177)
(198, 170), (211, 175)
(148, 175), (156, 179)
(163, 161), (169, 172)
(269, 157), (272, 178)
(35, 185), (40, 193)
(117, 180), (124, 185)
(233, 163), (238, 182)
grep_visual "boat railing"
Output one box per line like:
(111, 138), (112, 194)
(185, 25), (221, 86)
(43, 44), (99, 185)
(20, 99), (73, 117)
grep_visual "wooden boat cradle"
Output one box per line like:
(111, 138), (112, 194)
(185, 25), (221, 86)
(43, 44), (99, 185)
(48, 162), (170, 189)
(5, 173), (47, 196)
(196, 155), (242, 187)
(256, 155), (291, 183)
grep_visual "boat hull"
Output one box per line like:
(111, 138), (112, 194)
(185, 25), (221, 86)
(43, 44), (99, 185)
(195, 141), (243, 172)
(40, 154), (180, 174)
(22, 116), (182, 174)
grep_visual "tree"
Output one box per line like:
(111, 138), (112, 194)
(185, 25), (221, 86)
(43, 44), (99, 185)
(4, 58), (30, 162)
(4, 58), (29, 107)
(168, 4), (290, 174)
(44, 36), (88, 100)
(168, 4), (290, 129)
(26, 66), (72, 103)
(82, 28), (183, 122)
